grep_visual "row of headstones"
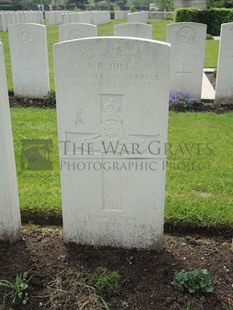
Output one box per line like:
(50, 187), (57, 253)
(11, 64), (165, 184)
(46, 10), (129, 25)
(45, 10), (147, 26)
(46, 11), (111, 26)
(115, 10), (130, 20)
(0, 10), (111, 31)
(1, 23), (232, 247)
(3, 21), (233, 103)
(0, 35), (171, 249)
(7, 22), (153, 98)
(127, 11), (149, 23)
(0, 10), (149, 30)
(0, 11), (43, 32)
(168, 21), (233, 104)
(111, 21), (233, 104)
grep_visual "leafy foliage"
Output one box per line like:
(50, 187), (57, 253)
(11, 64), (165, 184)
(169, 91), (196, 110)
(174, 8), (233, 35)
(0, 274), (31, 305)
(130, 4), (137, 11)
(44, 90), (56, 106)
(154, 0), (173, 11)
(208, 0), (233, 8)
(91, 267), (121, 297)
(172, 269), (214, 294)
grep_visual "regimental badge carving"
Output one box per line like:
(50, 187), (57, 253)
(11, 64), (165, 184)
(177, 26), (195, 43)
(68, 94), (160, 156)
(69, 29), (85, 40)
(18, 27), (34, 44)
(100, 96), (123, 141)
(79, 94), (148, 154)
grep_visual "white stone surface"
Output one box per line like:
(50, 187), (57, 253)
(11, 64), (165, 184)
(114, 11), (125, 20)
(54, 37), (170, 250)
(201, 72), (215, 101)
(9, 24), (50, 98)
(47, 11), (109, 26)
(92, 11), (110, 25)
(59, 23), (97, 42)
(167, 22), (206, 101)
(174, 0), (207, 9)
(0, 43), (21, 242)
(0, 11), (43, 31)
(127, 11), (148, 23)
(215, 22), (233, 105)
(114, 22), (152, 39)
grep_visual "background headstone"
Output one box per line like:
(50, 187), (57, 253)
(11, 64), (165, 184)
(9, 23), (50, 98)
(0, 42), (21, 242)
(127, 12), (148, 23)
(215, 22), (233, 105)
(174, 0), (207, 9)
(166, 22), (206, 101)
(114, 23), (152, 39)
(59, 23), (97, 42)
(54, 37), (170, 250)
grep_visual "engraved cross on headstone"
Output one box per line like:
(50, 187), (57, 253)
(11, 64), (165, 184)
(64, 94), (159, 212)
(176, 62), (192, 91)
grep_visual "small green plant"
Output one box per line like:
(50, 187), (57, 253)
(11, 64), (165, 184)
(130, 4), (137, 12)
(172, 269), (214, 294)
(44, 90), (56, 106)
(0, 274), (31, 305)
(91, 267), (121, 297)
(126, 256), (134, 265)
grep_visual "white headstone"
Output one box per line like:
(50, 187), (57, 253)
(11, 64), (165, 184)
(166, 22), (206, 101)
(114, 11), (125, 20)
(59, 23), (97, 42)
(114, 22), (152, 39)
(127, 11), (148, 23)
(0, 43), (21, 242)
(215, 22), (233, 105)
(54, 37), (170, 250)
(9, 23), (50, 98)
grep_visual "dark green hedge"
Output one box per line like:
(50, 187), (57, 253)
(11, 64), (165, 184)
(0, 4), (22, 10)
(174, 8), (233, 35)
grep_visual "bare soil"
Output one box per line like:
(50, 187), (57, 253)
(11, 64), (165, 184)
(0, 226), (232, 310)
(206, 72), (216, 90)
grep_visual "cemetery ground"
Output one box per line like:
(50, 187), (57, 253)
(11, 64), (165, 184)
(0, 20), (233, 310)
(1, 108), (232, 309)
(9, 108), (233, 233)
(0, 225), (232, 310)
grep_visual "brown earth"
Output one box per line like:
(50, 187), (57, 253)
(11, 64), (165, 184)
(0, 226), (232, 310)
(206, 72), (216, 90)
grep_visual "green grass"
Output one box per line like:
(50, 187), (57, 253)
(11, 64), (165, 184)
(205, 40), (219, 68)
(166, 112), (233, 226)
(1, 20), (219, 92)
(12, 108), (61, 214)
(11, 108), (233, 227)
